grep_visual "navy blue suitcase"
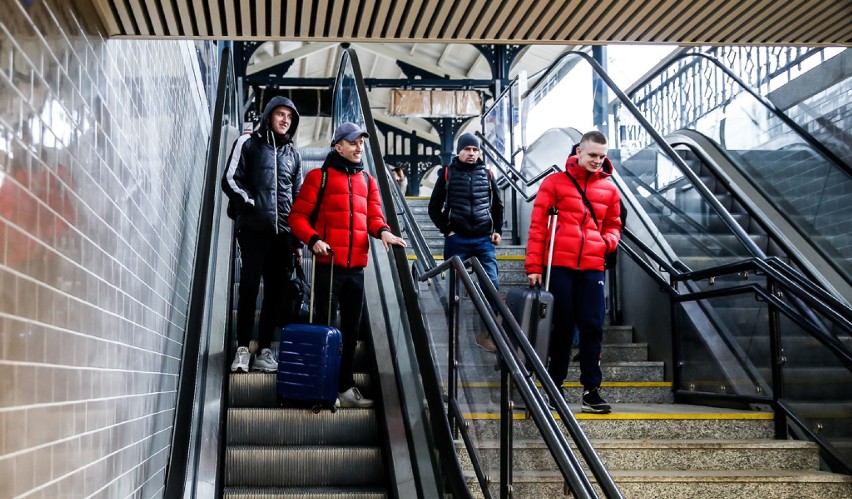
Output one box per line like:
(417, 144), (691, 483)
(276, 254), (342, 410)
(276, 323), (342, 408)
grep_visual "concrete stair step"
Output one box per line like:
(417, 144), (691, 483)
(465, 469), (852, 498)
(453, 381), (673, 407)
(460, 438), (820, 472)
(466, 404), (776, 440)
(433, 342), (648, 363)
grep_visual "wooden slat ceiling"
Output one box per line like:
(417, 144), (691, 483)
(81, 0), (852, 46)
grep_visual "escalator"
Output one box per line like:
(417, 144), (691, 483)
(165, 45), (468, 498)
(215, 51), (453, 498)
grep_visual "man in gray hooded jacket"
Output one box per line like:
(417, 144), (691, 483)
(222, 96), (303, 373)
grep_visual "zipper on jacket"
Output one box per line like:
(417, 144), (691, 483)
(272, 132), (280, 234)
(576, 217), (586, 269)
(347, 174), (354, 267)
(576, 172), (593, 269)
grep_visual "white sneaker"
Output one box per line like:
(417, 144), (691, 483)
(252, 348), (278, 372)
(231, 346), (250, 373)
(337, 387), (373, 408)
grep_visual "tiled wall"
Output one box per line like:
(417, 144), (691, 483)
(1, 1), (212, 497)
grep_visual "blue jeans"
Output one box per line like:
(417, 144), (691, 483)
(444, 233), (499, 303)
(546, 267), (606, 390)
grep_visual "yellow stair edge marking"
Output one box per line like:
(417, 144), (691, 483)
(405, 196), (430, 200)
(455, 381), (672, 389)
(462, 412), (773, 421)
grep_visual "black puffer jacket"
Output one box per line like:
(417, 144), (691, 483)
(221, 96), (302, 235)
(428, 156), (504, 237)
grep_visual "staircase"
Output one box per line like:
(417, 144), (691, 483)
(402, 195), (852, 498)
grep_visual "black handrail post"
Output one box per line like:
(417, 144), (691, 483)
(767, 274), (789, 440)
(511, 189), (520, 245)
(670, 276), (683, 404)
(448, 265), (460, 437)
(499, 359), (513, 499)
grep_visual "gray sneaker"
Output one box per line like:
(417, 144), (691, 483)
(252, 348), (278, 372)
(338, 387), (373, 408)
(231, 346), (251, 373)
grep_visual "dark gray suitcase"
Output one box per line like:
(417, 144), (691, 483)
(506, 286), (554, 370)
(508, 206), (558, 370)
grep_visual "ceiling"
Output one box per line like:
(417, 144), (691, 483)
(69, 0), (851, 147)
(79, 0), (851, 45)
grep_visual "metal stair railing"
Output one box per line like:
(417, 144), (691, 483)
(419, 256), (624, 499)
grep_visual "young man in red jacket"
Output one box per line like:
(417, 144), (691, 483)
(289, 122), (407, 408)
(525, 130), (621, 414)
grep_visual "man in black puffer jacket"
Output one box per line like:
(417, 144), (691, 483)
(221, 96), (303, 373)
(428, 132), (504, 353)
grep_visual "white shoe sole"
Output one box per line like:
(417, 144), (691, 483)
(251, 365), (277, 373)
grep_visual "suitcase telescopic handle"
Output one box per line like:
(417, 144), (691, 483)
(544, 206), (558, 292)
(309, 250), (334, 324)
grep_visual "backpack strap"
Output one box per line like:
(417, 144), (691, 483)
(308, 166), (329, 226)
(308, 168), (370, 226)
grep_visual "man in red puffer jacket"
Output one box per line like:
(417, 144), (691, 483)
(289, 122), (407, 408)
(525, 130), (621, 414)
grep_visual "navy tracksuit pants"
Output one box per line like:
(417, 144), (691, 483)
(546, 267), (606, 390)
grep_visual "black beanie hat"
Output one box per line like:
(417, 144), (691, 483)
(456, 132), (480, 153)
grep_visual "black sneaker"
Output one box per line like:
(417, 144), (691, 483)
(582, 388), (611, 414)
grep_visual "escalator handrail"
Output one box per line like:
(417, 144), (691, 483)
(164, 47), (234, 498)
(622, 52), (850, 174)
(666, 129), (851, 297)
(476, 131), (561, 201)
(483, 50), (769, 264)
(617, 165), (748, 259)
(340, 47), (473, 499)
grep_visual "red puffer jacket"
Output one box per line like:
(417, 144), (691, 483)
(524, 156), (621, 274)
(289, 158), (390, 269)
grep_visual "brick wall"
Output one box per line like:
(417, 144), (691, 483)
(0, 1), (212, 497)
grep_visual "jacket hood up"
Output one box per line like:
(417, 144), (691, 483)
(257, 96), (300, 142)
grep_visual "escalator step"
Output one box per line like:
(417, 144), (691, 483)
(225, 445), (385, 487)
(223, 486), (386, 498)
(229, 373), (372, 407)
(227, 408), (378, 445)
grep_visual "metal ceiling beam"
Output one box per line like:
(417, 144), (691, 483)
(246, 42), (336, 75)
(241, 76), (495, 89)
(350, 42), (472, 79)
